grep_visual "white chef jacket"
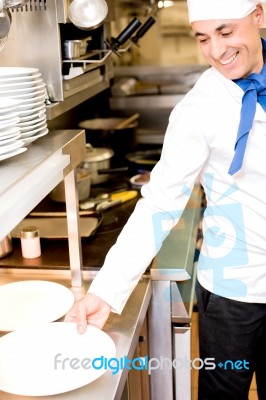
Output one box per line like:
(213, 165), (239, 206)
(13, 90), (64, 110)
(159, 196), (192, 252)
(88, 66), (266, 314)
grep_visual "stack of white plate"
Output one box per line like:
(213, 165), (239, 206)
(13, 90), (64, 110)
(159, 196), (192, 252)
(0, 98), (26, 161)
(0, 67), (48, 147)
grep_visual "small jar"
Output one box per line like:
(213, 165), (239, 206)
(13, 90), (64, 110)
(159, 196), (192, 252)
(20, 226), (41, 259)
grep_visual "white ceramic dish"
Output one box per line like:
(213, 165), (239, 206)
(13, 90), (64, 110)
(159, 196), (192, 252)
(0, 140), (24, 155)
(0, 126), (21, 138)
(19, 108), (46, 122)
(0, 83), (46, 98)
(0, 72), (41, 83)
(0, 98), (21, 110)
(0, 78), (43, 90)
(130, 173), (150, 187)
(19, 103), (46, 117)
(0, 133), (20, 146)
(0, 146), (27, 161)
(20, 122), (47, 137)
(0, 280), (75, 332)
(0, 111), (18, 121)
(0, 322), (116, 396)
(0, 117), (20, 130)
(18, 98), (45, 111)
(19, 114), (46, 127)
(18, 92), (46, 104)
(22, 128), (48, 144)
(0, 67), (39, 78)
(20, 117), (46, 132)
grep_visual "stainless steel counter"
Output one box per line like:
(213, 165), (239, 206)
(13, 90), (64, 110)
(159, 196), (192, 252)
(0, 270), (151, 400)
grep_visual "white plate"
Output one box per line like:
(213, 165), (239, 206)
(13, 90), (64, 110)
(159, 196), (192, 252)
(0, 133), (21, 146)
(0, 140), (24, 155)
(19, 103), (46, 117)
(0, 82), (46, 96)
(19, 113), (46, 127)
(0, 322), (116, 396)
(0, 67), (39, 78)
(22, 128), (49, 144)
(0, 117), (20, 131)
(18, 92), (46, 104)
(0, 146), (27, 161)
(19, 108), (46, 122)
(20, 117), (46, 132)
(130, 172), (150, 187)
(0, 111), (18, 121)
(0, 78), (43, 90)
(0, 98), (21, 110)
(21, 122), (47, 137)
(0, 72), (41, 83)
(0, 280), (75, 332)
(18, 98), (45, 111)
(0, 126), (21, 138)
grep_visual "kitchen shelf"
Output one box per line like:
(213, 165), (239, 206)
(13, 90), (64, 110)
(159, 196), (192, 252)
(0, 129), (86, 286)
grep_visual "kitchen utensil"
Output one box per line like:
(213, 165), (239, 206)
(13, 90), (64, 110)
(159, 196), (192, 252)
(82, 144), (114, 184)
(106, 17), (142, 54)
(0, 322), (116, 396)
(80, 190), (138, 211)
(114, 113), (139, 129)
(126, 149), (161, 171)
(4, 0), (29, 7)
(68, 0), (108, 30)
(12, 211), (102, 239)
(0, 7), (11, 41)
(0, 233), (12, 258)
(50, 166), (91, 202)
(63, 39), (83, 59)
(0, 280), (75, 331)
(79, 115), (139, 158)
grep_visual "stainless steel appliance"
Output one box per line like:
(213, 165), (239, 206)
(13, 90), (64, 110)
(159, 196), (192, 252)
(0, 0), (114, 119)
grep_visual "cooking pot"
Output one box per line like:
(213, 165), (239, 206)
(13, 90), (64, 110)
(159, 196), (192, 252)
(50, 167), (91, 202)
(81, 144), (114, 185)
(79, 114), (139, 162)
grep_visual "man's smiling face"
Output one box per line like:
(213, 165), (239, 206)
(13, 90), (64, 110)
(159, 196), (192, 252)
(191, 5), (265, 79)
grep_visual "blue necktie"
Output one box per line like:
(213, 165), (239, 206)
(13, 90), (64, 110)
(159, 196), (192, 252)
(228, 39), (266, 175)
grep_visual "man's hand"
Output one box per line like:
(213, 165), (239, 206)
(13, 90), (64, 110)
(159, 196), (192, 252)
(64, 293), (111, 334)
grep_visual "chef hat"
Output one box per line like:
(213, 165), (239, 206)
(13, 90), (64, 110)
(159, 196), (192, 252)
(187, 0), (266, 23)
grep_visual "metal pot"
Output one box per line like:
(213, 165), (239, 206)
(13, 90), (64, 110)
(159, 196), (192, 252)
(79, 114), (139, 161)
(50, 167), (91, 202)
(82, 144), (114, 185)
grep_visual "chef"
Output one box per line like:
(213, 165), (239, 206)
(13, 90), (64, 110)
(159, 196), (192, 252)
(65, 1), (266, 398)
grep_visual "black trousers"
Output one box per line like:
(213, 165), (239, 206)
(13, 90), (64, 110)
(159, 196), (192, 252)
(197, 282), (266, 400)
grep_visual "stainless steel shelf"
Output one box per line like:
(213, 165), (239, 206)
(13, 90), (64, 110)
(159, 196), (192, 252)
(46, 81), (110, 120)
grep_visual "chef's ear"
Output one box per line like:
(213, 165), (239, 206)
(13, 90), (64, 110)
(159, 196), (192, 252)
(254, 4), (264, 28)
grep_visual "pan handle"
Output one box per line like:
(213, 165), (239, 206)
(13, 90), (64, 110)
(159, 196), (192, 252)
(97, 167), (129, 174)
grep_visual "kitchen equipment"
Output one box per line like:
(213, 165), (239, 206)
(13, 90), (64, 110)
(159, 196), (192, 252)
(0, 7), (11, 40)
(82, 144), (114, 184)
(0, 280), (74, 331)
(50, 166), (91, 202)
(126, 149), (161, 171)
(79, 114), (139, 157)
(4, 0), (29, 7)
(0, 322), (116, 396)
(63, 39), (83, 59)
(80, 189), (138, 211)
(68, 0), (108, 30)
(12, 210), (102, 239)
(0, 233), (12, 258)
(105, 17), (142, 55)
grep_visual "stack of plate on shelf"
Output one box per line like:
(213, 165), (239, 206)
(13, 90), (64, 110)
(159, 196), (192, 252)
(0, 67), (49, 151)
(0, 98), (26, 161)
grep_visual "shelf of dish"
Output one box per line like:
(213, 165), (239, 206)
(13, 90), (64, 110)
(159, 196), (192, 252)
(0, 129), (86, 286)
